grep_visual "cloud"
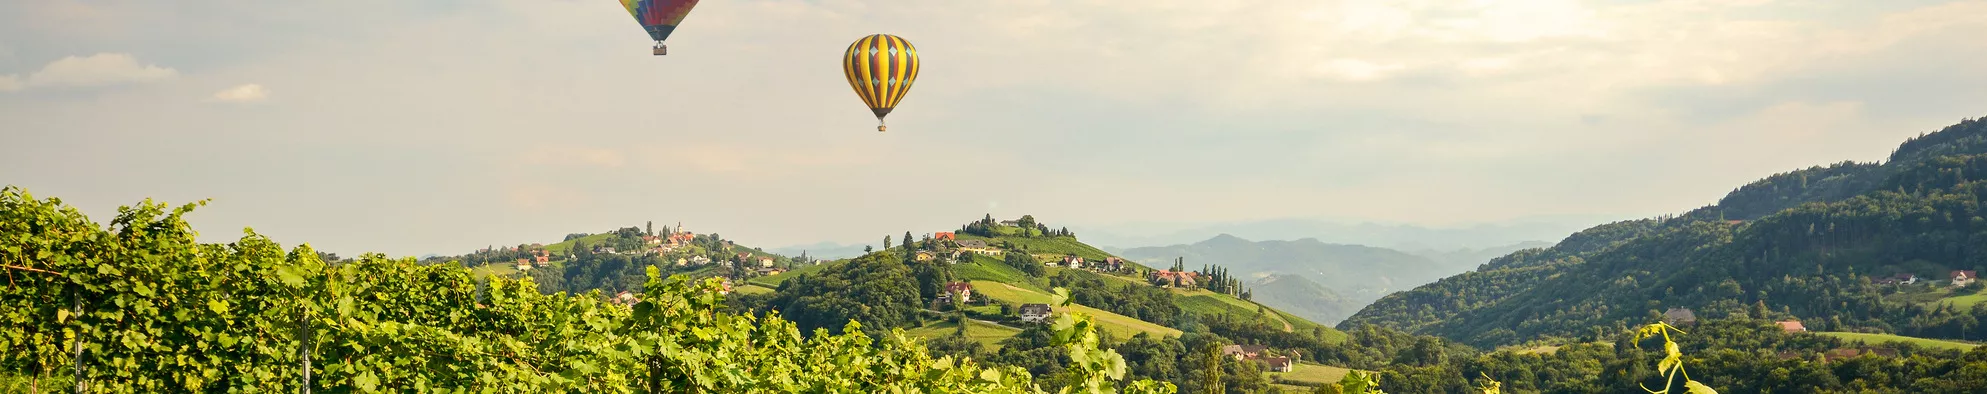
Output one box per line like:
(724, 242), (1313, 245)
(524, 145), (627, 169)
(0, 74), (19, 92)
(3, 53), (177, 91)
(209, 84), (267, 102)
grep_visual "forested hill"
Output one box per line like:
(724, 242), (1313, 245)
(1341, 116), (1987, 348)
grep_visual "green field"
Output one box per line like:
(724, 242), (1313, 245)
(956, 234), (1119, 262)
(469, 263), (520, 279)
(749, 260), (838, 287)
(733, 284), (775, 295)
(1172, 288), (1307, 334)
(1936, 293), (1987, 309)
(543, 233), (615, 256)
(965, 280), (1181, 339)
(1269, 362), (1360, 386)
(904, 319), (1024, 349)
(1818, 332), (1980, 351)
(953, 258), (1043, 289)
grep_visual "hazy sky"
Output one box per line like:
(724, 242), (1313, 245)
(4, 0), (1986, 257)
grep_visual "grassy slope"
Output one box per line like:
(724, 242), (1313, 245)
(470, 263), (521, 279)
(959, 231), (1343, 342)
(543, 233), (615, 256)
(1936, 292), (1987, 309)
(749, 260), (840, 287)
(967, 280), (1183, 339)
(904, 319), (1025, 349)
(956, 233), (1124, 264)
(1269, 362), (1360, 386)
(733, 284), (775, 295)
(1818, 332), (1981, 351)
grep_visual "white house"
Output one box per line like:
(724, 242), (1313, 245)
(1954, 270), (1978, 288)
(1018, 303), (1053, 323)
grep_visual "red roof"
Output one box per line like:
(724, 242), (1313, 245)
(1953, 270), (1978, 280)
(1777, 321), (1807, 332)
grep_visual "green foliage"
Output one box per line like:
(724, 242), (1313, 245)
(0, 187), (1180, 393)
(1632, 323), (1718, 394)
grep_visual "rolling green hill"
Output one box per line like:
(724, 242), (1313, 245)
(1342, 116), (1987, 348)
(760, 221), (1345, 349)
(952, 225), (1334, 337)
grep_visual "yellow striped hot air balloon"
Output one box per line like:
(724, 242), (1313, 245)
(842, 34), (920, 132)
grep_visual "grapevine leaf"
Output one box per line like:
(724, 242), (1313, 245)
(1684, 380), (1719, 394)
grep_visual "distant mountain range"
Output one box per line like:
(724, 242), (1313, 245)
(1071, 216), (1613, 252)
(1114, 234), (1549, 325)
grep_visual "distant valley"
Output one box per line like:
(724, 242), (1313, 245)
(1115, 234), (1551, 325)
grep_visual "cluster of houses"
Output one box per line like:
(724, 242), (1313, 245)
(1875, 270), (1977, 287)
(514, 247), (552, 271)
(1149, 269), (1203, 288)
(1221, 344), (1295, 372)
(639, 222), (704, 256)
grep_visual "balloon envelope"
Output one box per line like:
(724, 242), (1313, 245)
(620, 0), (700, 42)
(842, 34), (921, 124)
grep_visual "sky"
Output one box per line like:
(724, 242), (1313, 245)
(3, 0), (1986, 258)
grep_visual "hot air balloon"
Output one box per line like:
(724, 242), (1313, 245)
(842, 34), (921, 132)
(619, 0), (700, 55)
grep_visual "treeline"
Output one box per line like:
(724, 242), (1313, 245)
(0, 187), (1176, 393)
(961, 214), (1073, 238)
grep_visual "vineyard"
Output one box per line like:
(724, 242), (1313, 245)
(0, 185), (1754, 394)
(0, 187), (1180, 393)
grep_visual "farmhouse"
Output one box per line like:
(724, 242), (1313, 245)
(934, 231), (956, 241)
(937, 282), (974, 304)
(1060, 255), (1086, 268)
(1018, 303), (1053, 323)
(957, 240), (1002, 256)
(1777, 320), (1807, 333)
(1149, 270), (1201, 288)
(1264, 357), (1293, 372)
(1221, 344), (1268, 360)
(1952, 270), (1977, 288)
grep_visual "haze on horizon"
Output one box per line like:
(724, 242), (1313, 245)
(3, 0), (1985, 257)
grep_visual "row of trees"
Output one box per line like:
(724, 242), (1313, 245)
(961, 214), (1075, 238)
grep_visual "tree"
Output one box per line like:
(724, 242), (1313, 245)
(884, 235), (893, 249)
(904, 231), (915, 254)
(646, 221), (654, 236)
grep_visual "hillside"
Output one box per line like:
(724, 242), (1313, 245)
(1117, 234), (1467, 324)
(1246, 274), (1358, 328)
(1342, 116), (1987, 348)
(750, 217), (1349, 353)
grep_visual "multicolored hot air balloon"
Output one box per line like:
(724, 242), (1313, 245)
(842, 34), (921, 132)
(618, 0), (700, 55)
